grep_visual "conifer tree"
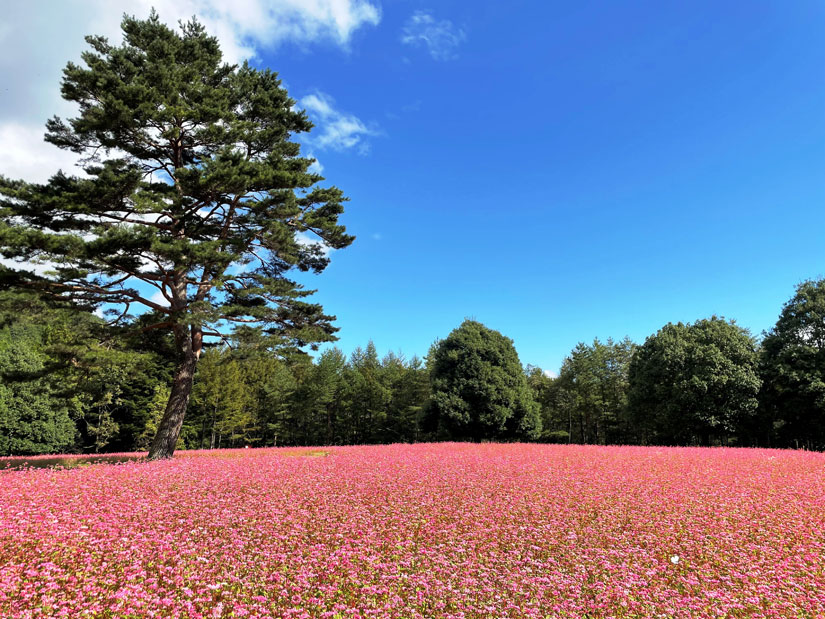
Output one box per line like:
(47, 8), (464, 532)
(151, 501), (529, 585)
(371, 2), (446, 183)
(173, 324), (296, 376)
(0, 13), (353, 458)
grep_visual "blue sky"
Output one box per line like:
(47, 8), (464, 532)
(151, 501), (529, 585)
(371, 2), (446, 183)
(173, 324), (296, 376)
(3, 1), (824, 373)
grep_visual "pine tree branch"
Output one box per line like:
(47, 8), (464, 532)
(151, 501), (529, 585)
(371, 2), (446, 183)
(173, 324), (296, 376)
(50, 279), (171, 314)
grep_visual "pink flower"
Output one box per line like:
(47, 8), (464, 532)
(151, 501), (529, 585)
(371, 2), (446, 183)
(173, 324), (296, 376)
(0, 443), (823, 618)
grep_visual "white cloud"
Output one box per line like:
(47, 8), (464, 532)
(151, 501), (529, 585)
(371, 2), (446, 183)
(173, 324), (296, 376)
(295, 231), (334, 256)
(0, 123), (85, 184)
(0, 0), (380, 182)
(149, 289), (170, 308)
(401, 11), (466, 61)
(133, 0), (381, 63)
(305, 152), (325, 175)
(3, 1), (381, 123)
(543, 369), (559, 379)
(0, 257), (58, 278)
(301, 92), (378, 154)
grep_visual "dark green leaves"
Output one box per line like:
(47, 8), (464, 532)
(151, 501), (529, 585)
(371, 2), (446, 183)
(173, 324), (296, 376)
(760, 279), (825, 449)
(428, 320), (541, 441)
(628, 317), (760, 445)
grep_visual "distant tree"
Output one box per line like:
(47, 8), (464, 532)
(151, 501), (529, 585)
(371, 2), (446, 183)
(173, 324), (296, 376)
(137, 384), (173, 451)
(69, 343), (169, 452)
(428, 320), (541, 441)
(526, 366), (570, 443)
(0, 13), (353, 459)
(381, 353), (429, 443)
(628, 317), (760, 445)
(553, 338), (635, 444)
(759, 279), (825, 449)
(295, 348), (346, 445)
(189, 349), (250, 449)
(0, 291), (170, 454)
(244, 354), (299, 446)
(345, 342), (392, 444)
(0, 323), (77, 456)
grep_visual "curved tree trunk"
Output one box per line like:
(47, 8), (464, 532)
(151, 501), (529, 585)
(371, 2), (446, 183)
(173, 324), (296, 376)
(148, 324), (202, 460)
(148, 354), (197, 459)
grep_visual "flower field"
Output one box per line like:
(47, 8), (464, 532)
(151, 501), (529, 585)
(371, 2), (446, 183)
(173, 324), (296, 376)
(1, 444), (824, 618)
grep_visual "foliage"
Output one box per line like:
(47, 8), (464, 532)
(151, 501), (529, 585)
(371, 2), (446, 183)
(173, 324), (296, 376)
(759, 278), (825, 449)
(380, 352), (429, 443)
(0, 324), (77, 456)
(70, 345), (171, 452)
(533, 338), (635, 445)
(428, 320), (541, 440)
(0, 291), (172, 455)
(628, 317), (761, 445)
(3, 283), (825, 453)
(180, 342), (431, 449)
(344, 342), (392, 443)
(189, 350), (252, 449)
(136, 384), (173, 451)
(289, 348), (344, 445)
(0, 12), (352, 458)
(240, 354), (298, 447)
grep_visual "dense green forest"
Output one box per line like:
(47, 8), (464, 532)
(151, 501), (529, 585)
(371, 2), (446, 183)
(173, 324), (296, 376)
(1, 277), (822, 456)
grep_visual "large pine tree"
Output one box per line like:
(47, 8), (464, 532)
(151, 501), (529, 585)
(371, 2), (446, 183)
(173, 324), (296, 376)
(0, 13), (353, 459)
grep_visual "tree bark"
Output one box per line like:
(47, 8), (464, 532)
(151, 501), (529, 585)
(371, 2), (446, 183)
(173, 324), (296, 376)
(148, 352), (197, 459)
(148, 324), (202, 460)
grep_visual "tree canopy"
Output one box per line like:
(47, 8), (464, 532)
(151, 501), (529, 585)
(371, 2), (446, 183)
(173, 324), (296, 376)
(0, 13), (352, 458)
(427, 320), (541, 441)
(541, 337), (636, 445)
(759, 279), (825, 449)
(628, 317), (761, 445)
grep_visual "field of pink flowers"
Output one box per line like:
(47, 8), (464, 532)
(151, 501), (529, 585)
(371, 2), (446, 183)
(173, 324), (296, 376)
(1, 443), (824, 618)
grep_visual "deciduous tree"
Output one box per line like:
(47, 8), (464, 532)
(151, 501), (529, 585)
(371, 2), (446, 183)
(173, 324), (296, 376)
(428, 320), (541, 441)
(628, 317), (760, 445)
(759, 278), (825, 449)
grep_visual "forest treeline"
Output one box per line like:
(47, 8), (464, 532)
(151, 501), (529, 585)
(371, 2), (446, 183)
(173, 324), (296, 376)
(1, 278), (823, 456)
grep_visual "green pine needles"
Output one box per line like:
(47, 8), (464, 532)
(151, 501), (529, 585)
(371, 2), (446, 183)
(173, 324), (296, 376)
(0, 13), (353, 459)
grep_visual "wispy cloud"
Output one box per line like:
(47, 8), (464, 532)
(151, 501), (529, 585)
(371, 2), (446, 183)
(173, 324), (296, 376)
(305, 152), (325, 175)
(149, 289), (170, 308)
(402, 100), (423, 113)
(300, 92), (379, 154)
(401, 11), (466, 61)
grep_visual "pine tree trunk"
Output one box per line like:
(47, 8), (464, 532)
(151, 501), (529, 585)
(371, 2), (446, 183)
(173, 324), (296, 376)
(148, 353), (198, 460)
(148, 323), (202, 460)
